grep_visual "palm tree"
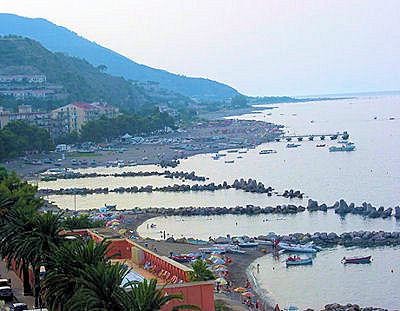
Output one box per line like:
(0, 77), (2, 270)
(0, 209), (66, 307)
(188, 259), (215, 282)
(66, 262), (129, 311)
(0, 196), (12, 225)
(42, 239), (118, 311)
(0, 205), (37, 295)
(121, 279), (200, 311)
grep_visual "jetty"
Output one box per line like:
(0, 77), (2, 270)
(275, 131), (349, 142)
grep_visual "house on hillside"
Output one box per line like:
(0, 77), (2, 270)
(52, 102), (119, 132)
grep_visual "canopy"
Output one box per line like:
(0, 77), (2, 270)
(241, 292), (256, 297)
(215, 277), (227, 285)
(216, 267), (228, 272)
(214, 264), (227, 269)
(234, 287), (248, 292)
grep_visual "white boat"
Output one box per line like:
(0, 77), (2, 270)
(278, 242), (317, 253)
(287, 143), (301, 148)
(259, 149), (277, 154)
(238, 242), (258, 248)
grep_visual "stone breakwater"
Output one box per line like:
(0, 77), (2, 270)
(39, 178), (305, 197)
(41, 170), (207, 182)
(307, 199), (400, 219)
(312, 303), (391, 311)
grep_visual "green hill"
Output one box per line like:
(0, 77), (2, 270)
(0, 36), (155, 110)
(0, 13), (239, 100)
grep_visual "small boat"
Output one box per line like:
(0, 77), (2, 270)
(329, 144), (356, 152)
(238, 242), (258, 248)
(287, 143), (301, 148)
(212, 156), (220, 160)
(316, 144), (326, 147)
(225, 160), (234, 164)
(237, 156), (243, 159)
(170, 255), (196, 263)
(238, 150), (248, 154)
(286, 257), (313, 266)
(278, 242), (317, 253)
(259, 149), (277, 154)
(227, 149), (239, 153)
(342, 256), (371, 264)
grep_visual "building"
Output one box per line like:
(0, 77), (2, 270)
(0, 74), (46, 83)
(6, 227), (215, 311)
(0, 105), (69, 138)
(52, 102), (119, 132)
(69, 228), (216, 311)
(0, 90), (54, 98)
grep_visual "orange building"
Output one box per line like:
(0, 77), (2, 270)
(68, 228), (215, 311)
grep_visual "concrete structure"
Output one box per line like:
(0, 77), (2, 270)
(52, 102), (119, 132)
(69, 228), (215, 311)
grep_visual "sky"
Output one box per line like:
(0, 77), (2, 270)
(1, 0), (400, 96)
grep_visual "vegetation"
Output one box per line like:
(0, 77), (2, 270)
(79, 108), (176, 143)
(62, 215), (105, 230)
(0, 37), (151, 110)
(0, 15), (239, 100)
(0, 167), (200, 311)
(66, 152), (101, 158)
(188, 259), (215, 282)
(0, 120), (53, 161)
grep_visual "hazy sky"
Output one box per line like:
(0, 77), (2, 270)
(2, 0), (400, 96)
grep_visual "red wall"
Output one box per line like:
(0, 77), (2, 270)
(162, 282), (215, 311)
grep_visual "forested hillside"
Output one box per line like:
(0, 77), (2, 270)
(0, 13), (239, 100)
(0, 36), (151, 110)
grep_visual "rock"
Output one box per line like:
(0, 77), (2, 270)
(395, 206), (400, 219)
(382, 208), (392, 218)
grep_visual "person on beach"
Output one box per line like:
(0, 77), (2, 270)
(257, 263), (260, 273)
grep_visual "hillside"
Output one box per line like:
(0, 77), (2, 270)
(0, 13), (239, 100)
(0, 36), (156, 110)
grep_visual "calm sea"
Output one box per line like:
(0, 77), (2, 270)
(41, 94), (400, 309)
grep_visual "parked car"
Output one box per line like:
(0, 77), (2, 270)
(0, 285), (13, 301)
(10, 303), (28, 311)
(0, 278), (11, 287)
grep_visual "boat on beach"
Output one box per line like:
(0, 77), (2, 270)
(278, 242), (317, 253)
(238, 242), (258, 248)
(329, 144), (356, 152)
(286, 257), (313, 266)
(225, 160), (234, 163)
(170, 255), (197, 263)
(342, 256), (371, 264)
(286, 143), (301, 148)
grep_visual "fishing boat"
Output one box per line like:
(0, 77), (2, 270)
(286, 257), (313, 266)
(227, 149), (239, 153)
(170, 255), (197, 263)
(278, 242), (317, 253)
(238, 242), (258, 248)
(342, 256), (371, 264)
(238, 150), (248, 154)
(225, 160), (234, 164)
(286, 143), (301, 148)
(316, 144), (326, 147)
(259, 149), (277, 154)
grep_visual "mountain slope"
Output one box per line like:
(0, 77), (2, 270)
(0, 13), (239, 100)
(0, 36), (150, 109)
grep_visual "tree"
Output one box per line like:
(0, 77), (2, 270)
(0, 209), (66, 307)
(97, 64), (108, 72)
(231, 94), (248, 108)
(120, 279), (200, 311)
(188, 259), (215, 282)
(62, 215), (105, 230)
(42, 239), (117, 311)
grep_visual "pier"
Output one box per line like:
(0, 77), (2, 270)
(275, 131), (349, 142)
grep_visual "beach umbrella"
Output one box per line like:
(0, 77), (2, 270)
(234, 287), (248, 292)
(212, 258), (225, 265)
(214, 264), (227, 269)
(241, 292), (256, 297)
(215, 277), (227, 285)
(216, 267), (228, 272)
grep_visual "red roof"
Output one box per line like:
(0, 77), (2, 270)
(71, 102), (97, 111)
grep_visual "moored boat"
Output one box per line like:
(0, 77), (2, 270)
(238, 242), (258, 248)
(278, 242), (317, 253)
(259, 149), (277, 154)
(286, 257), (313, 266)
(287, 143), (301, 148)
(342, 256), (371, 264)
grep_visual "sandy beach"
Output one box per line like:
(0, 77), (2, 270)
(123, 213), (272, 311)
